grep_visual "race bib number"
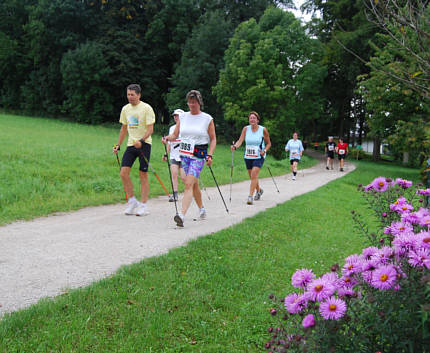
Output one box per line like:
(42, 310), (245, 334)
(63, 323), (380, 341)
(328, 145), (334, 151)
(245, 145), (259, 159)
(291, 149), (299, 157)
(339, 149), (345, 155)
(179, 138), (195, 156)
(171, 139), (181, 150)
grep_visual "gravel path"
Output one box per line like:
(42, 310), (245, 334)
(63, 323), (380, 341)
(0, 152), (354, 315)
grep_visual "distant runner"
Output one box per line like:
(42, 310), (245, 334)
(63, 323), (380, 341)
(336, 137), (349, 172)
(285, 132), (304, 181)
(163, 109), (186, 202)
(325, 136), (336, 170)
(162, 90), (216, 227)
(113, 84), (155, 216)
(231, 111), (272, 205)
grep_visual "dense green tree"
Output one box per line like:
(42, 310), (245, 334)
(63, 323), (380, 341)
(0, 0), (37, 107)
(358, 30), (430, 165)
(60, 42), (113, 124)
(363, 0), (430, 99)
(214, 7), (326, 158)
(302, 0), (378, 142)
(166, 11), (233, 125)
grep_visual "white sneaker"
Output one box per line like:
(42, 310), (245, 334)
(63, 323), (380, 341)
(124, 199), (138, 215)
(292, 175), (296, 181)
(247, 196), (253, 205)
(199, 207), (207, 219)
(174, 213), (184, 227)
(136, 203), (149, 216)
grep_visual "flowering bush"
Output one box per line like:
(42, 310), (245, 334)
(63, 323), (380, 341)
(265, 177), (430, 353)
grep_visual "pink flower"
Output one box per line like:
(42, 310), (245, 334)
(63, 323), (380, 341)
(306, 278), (336, 302)
(395, 178), (412, 189)
(401, 212), (420, 225)
(319, 297), (347, 320)
(291, 269), (316, 289)
(284, 293), (308, 314)
(371, 265), (397, 290)
(408, 249), (430, 269)
(416, 231), (430, 249)
(392, 232), (417, 256)
(390, 198), (413, 214)
(337, 287), (355, 297)
(361, 247), (379, 260)
(369, 177), (392, 192)
(302, 314), (315, 328)
(417, 188), (430, 195)
(388, 221), (413, 236)
(371, 246), (394, 265)
(342, 254), (362, 276)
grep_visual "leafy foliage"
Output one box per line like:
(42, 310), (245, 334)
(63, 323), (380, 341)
(214, 7), (327, 158)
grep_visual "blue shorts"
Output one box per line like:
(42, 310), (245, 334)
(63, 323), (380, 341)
(181, 156), (205, 178)
(244, 157), (265, 170)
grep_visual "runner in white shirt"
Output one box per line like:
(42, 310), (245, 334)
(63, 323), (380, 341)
(163, 109), (186, 202)
(285, 132), (304, 181)
(162, 90), (216, 227)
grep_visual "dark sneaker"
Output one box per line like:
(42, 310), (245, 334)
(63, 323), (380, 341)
(254, 188), (264, 201)
(174, 214), (184, 227)
(326, 166), (329, 170)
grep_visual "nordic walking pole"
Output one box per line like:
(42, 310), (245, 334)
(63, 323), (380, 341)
(229, 141), (234, 203)
(207, 164), (229, 214)
(140, 153), (170, 197)
(164, 143), (179, 216)
(113, 145), (128, 202)
(267, 166), (280, 193)
(199, 175), (210, 200)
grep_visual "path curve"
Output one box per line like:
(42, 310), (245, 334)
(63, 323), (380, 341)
(0, 151), (354, 315)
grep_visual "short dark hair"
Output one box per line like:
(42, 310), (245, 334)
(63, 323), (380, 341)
(186, 90), (204, 109)
(127, 84), (141, 94)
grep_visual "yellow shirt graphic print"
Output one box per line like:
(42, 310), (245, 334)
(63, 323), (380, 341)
(119, 101), (155, 146)
(127, 115), (139, 128)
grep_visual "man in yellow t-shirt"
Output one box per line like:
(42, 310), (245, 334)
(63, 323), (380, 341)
(113, 84), (155, 216)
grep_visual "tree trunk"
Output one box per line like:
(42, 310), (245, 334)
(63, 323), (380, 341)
(403, 152), (409, 165)
(372, 137), (381, 161)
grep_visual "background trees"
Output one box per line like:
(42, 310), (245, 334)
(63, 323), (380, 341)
(0, 0), (427, 165)
(213, 7), (327, 157)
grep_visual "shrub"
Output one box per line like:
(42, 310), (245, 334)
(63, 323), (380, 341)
(265, 177), (430, 353)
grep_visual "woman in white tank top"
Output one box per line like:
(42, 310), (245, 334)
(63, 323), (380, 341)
(162, 90), (216, 227)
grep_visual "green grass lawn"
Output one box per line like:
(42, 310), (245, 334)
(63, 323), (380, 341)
(0, 157), (420, 352)
(0, 113), (316, 226)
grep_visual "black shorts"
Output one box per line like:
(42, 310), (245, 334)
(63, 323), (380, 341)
(338, 154), (346, 160)
(170, 159), (182, 167)
(327, 151), (334, 159)
(290, 159), (300, 165)
(121, 143), (151, 172)
(244, 157), (265, 170)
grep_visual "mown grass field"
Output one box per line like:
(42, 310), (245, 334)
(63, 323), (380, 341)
(0, 113), (316, 226)
(0, 153), (420, 352)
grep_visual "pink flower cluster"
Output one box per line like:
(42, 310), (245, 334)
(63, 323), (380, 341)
(284, 177), (430, 330)
(364, 176), (414, 193)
